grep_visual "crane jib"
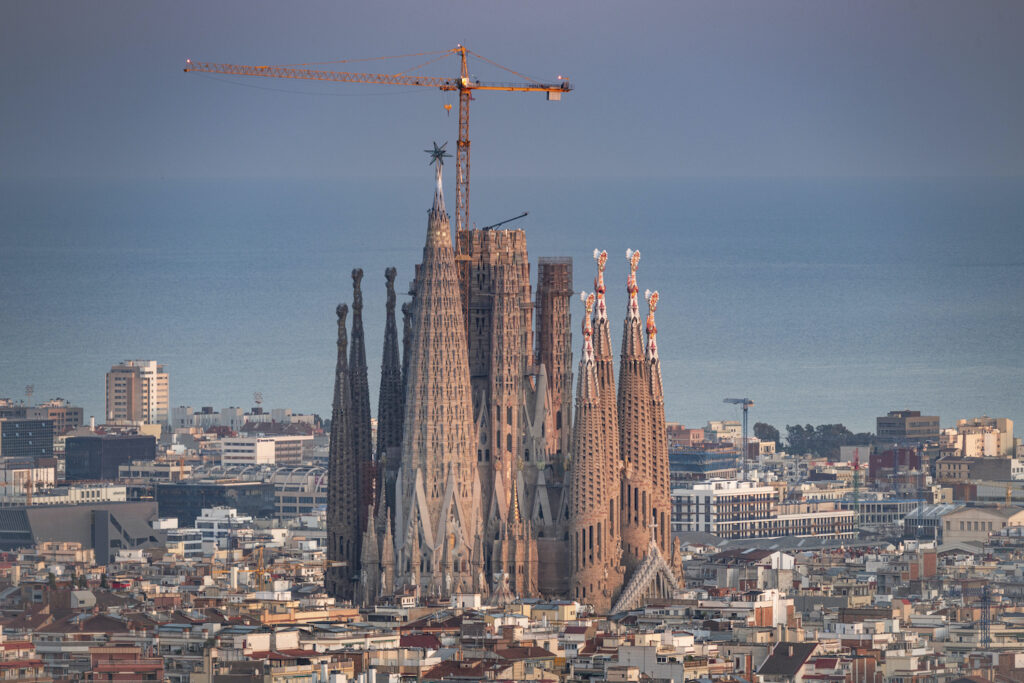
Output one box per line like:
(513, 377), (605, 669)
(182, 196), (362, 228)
(184, 48), (571, 234)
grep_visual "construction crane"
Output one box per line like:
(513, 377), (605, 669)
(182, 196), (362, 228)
(184, 45), (572, 234)
(482, 211), (528, 231)
(724, 398), (755, 480)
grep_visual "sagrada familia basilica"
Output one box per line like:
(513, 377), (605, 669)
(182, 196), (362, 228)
(326, 148), (683, 614)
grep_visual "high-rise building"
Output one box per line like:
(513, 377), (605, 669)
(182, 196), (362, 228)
(105, 360), (168, 424)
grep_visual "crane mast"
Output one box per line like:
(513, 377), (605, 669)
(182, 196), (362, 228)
(184, 45), (571, 233)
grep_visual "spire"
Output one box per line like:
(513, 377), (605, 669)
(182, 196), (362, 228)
(350, 268), (376, 527)
(425, 141), (452, 246)
(361, 506), (379, 566)
(569, 287), (623, 613)
(432, 163), (446, 214)
(645, 290), (660, 363)
(625, 250), (641, 321)
(395, 150), (480, 599)
(621, 249), (645, 359)
(401, 300), (413, 396)
(644, 288), (670, 559)
(326, 303), (359, 600)
(510, 468), (522, 525)
(618, 249), (653, 575)
(378, 267), (404, 517)
(381, 507), (396, 598)
(593, 249), (609, 321)
(580, 292), (595, 366)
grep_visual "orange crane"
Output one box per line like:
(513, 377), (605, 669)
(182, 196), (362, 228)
(184, 45), (571, 234)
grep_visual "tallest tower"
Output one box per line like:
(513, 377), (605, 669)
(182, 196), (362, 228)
(395, 146), (483, 597)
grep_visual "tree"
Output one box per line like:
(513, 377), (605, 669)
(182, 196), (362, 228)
(786, 424), (815, 455)
(787, 423), (874, 459)
(754, 422), (782, 451)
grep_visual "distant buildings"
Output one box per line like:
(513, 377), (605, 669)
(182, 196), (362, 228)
(105, 360), (168, 424)
(958, 416), (1014, 455)
(219, 435), (313, 466)
(25, 398), (83, 435)
(876, 410), (940, 444)
(671, 479), (856, 541)
(64, 433), (156, 480)
(0, 418), (53, 460)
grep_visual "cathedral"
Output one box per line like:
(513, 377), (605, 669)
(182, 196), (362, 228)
(327, 151), (683, 612)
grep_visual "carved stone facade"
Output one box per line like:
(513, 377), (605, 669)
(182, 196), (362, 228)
(326, 304), (359, 600)
(455, 229), (532, 569)
(328, 161), (679, 612)
(377, 267), (404, 527)
(393, 164), (483, 599)
(617, 251), (670, 570)
(349, 269), (376, 537)
(568, 290), (624, 613)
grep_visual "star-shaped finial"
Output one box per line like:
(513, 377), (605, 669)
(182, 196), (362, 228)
(425, 141), (451, 167)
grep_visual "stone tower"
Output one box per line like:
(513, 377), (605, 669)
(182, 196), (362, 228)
(644, 289), (672, 557)
(618, 249), (654, 573)
(394, 159), (483, 599)
(535, 257), (574, 464)
(455, 228), (532, 564)
(591, 250), (622, 476)
(326, 304), (359, 600)
(569, 291), (624, 613)
(377, 267), (404, 517)
(527, 257), (573, 595)
(350, 269), (377, 536)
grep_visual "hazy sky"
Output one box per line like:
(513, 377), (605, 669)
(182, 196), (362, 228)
(3, 0), (1023, 181)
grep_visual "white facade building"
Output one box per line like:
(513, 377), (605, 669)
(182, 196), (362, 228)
(194, 507), (253, 550)
(705, 420), (742, 445)
(219, 435), (313, 466)
(0, 482), (126, 506)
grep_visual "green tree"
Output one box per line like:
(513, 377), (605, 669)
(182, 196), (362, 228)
(754, 422), (782, 451)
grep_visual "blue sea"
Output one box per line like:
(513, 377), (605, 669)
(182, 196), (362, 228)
(1, 176), (1021, 435)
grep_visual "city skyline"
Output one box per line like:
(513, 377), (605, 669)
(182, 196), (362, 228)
(3, 2), (1023, 434)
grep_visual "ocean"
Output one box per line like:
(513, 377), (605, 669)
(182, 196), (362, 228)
(1, 176), (1021, 435)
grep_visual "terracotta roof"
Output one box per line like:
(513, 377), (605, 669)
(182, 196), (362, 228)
(401, 633), (441, 649)
(421, 659), (508, 681)
(494, 645), (556, 661)
(0, 659), (44, 670)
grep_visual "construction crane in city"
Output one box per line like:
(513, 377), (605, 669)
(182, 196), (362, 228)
(184, 45), (572, 234)
(482, 211), (528, 231)
(724, 398), (755, 480)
